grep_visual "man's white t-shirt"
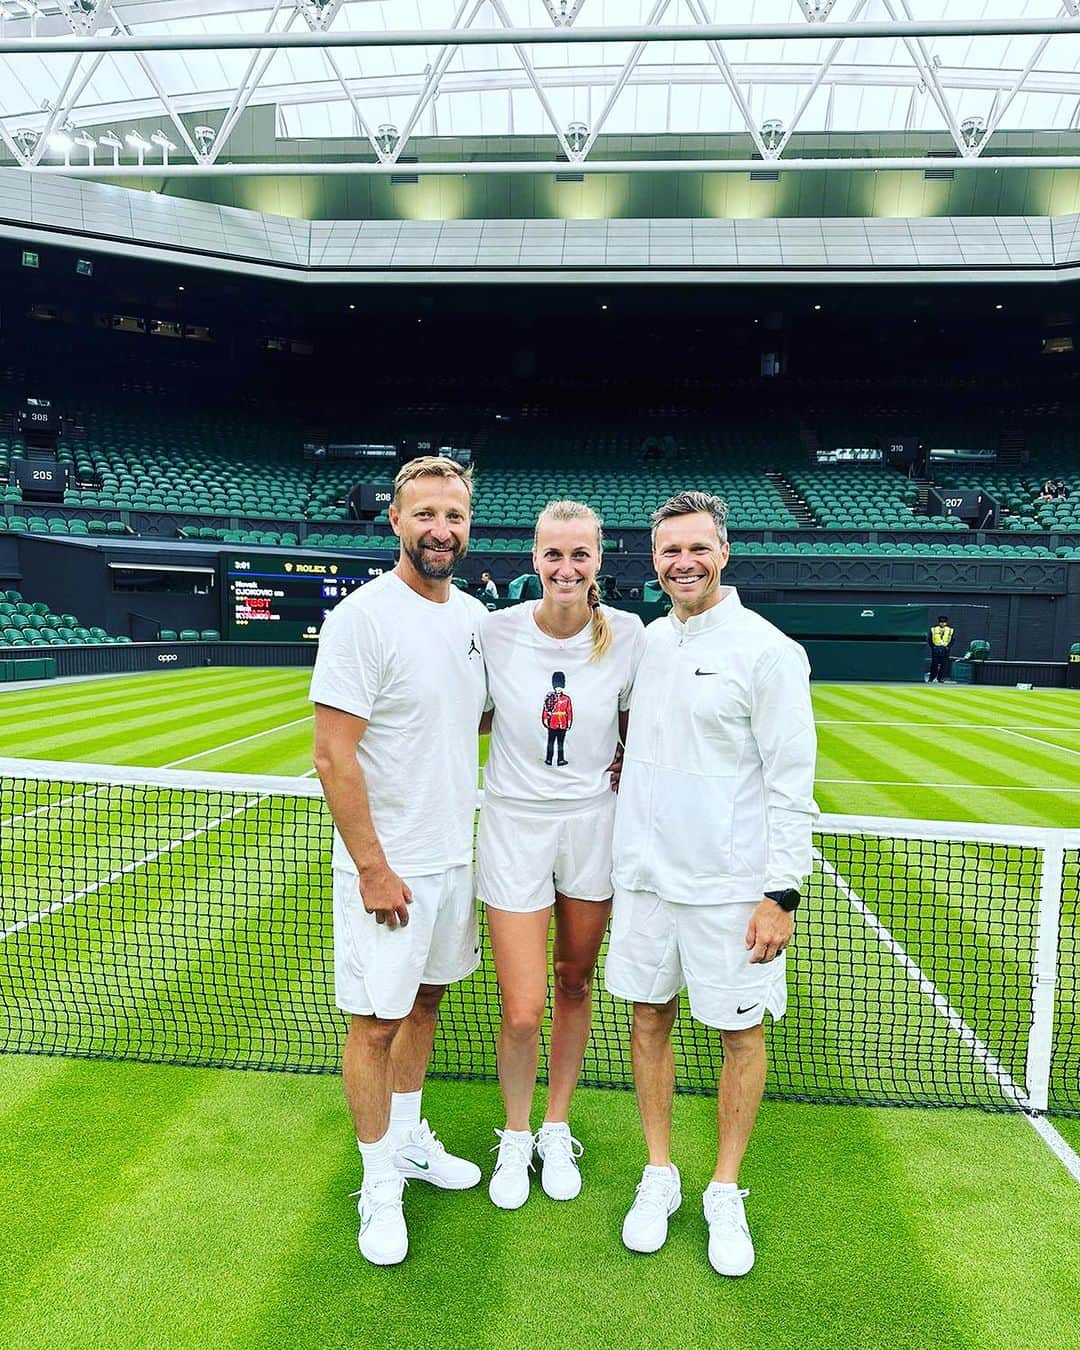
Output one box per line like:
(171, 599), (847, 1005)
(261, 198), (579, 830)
(309, 571), (488, 876)
(483, 602), (646, 812)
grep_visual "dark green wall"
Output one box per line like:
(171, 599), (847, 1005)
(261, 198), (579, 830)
(21, 113), (1080, 221)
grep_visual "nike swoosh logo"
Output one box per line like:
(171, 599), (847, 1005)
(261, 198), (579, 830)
(402, 1157), (430, 1170)
(694, 669), (718, 676)
(736, 1002), (759, 1015)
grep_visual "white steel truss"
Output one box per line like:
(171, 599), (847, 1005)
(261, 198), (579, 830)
(4, 9), (1080, 176)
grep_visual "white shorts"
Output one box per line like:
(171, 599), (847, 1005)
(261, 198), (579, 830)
(476, 794), (615, 913)
(604, 888), (787, 1031)
(333, 865), (479, 1019)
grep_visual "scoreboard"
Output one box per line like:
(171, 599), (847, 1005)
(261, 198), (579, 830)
(221, 551), (393, 642)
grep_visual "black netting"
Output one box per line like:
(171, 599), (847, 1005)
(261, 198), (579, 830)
(0, 771), (1065, 1111)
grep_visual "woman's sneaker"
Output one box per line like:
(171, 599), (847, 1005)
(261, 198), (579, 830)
(488, 1128), (535, 1210)
(536, 1123), (584, 1201)
(621, 1164), (682, 1253)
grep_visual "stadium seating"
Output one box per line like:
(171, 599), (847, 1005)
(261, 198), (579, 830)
(0, 590), (126, 645)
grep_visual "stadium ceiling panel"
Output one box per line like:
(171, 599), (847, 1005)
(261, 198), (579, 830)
(2, 2), (1080, 174)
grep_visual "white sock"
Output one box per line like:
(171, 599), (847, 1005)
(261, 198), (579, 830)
(540, 1120), (569, 1133)
(357, 1131), (398, 1186)
(705, 1181), (739, 1194)
(389, 1090), (422, 1141)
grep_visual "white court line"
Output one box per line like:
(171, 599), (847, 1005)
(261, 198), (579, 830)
(165, 714), (314, 767)
(0, 714), (315, 828)
(1, 764), (322, 943)
(817, 779), (1080, 793)
(818, 722), (1080, 731)
(0, 791), (266, 942)
(818, 849), (1080, 1186)
(997, 728), (1080, 760)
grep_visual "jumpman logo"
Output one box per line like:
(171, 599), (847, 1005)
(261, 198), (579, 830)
(467, 634), (480, 658)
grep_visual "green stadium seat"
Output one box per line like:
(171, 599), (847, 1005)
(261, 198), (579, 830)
(178, 629), (200, 641)
(643, 580), (667, 605)
(963, 640), (991, 661)
(158, 629), (178, 641)
(200, 629), (221, 641)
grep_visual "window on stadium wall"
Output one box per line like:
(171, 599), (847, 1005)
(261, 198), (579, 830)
(109, 566), (215, 596)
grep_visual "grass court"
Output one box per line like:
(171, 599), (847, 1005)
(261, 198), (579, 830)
(1, 668), (1078, 1349)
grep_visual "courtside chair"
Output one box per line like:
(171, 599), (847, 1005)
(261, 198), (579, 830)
(507, 574), (542, 601)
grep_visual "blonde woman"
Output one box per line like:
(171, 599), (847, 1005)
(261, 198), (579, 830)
(478, 501), (646, 1209)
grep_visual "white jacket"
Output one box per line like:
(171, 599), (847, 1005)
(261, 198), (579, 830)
(612, 588), (818, 904)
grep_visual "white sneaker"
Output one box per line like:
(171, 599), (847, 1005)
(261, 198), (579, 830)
(354, 1174), (408, 1266)
(536, 1123), (584, 1201)
(488, 1128), (535, 1210)
(704, 1184), (755, 1276)
(621, 1164), (682, 1253)
(394, 1119), (481, 1190)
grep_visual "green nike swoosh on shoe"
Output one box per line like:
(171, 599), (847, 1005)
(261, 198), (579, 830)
(401, 1157), (430, 1170)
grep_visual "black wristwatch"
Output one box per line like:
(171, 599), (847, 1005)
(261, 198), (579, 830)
(764, 888), (801, 912)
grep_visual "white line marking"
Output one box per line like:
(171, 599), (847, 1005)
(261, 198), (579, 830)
(0, 715), (315, 828)
(819, 849), (1080, 1186)
(816, 849), (1027, 1109)
(818, 721), (1080, 732)
(156, 715), (315, 767)
(817, 779), (1080, 793)
(1, 793), (266, 942)
(1028, 1115), (1080, 1185)
(998, 728), (1080, 759)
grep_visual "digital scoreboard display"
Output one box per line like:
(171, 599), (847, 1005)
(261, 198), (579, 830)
(222, 551), (393, 642)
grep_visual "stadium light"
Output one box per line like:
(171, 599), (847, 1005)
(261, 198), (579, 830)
(125, 130), (150, 166)
(960, 116), (987, 151)
(761, 119), (785, 154)
(566, 122), (589, 156)
(47, 131), (73, 163)
(193, 125), (216, 157)
(98, 130), (122, 166)
(375, 124), (399, 157)
(13, 127), (38, 158)
(150, 130), (176, 166)
(73, 131), (96, 164)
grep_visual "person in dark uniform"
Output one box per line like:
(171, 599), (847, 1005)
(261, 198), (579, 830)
(928, 615), (955, 683)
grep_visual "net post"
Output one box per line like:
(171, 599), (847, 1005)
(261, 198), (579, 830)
(1025, 830), (1066, 1114)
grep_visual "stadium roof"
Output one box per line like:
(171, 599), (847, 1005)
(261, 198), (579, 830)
(3, 3), (1080, 174)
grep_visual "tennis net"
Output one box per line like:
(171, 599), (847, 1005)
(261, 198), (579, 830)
(2, 757), (1077, 1114)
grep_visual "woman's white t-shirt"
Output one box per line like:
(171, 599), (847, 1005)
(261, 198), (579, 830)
(482, 602), (646, 812)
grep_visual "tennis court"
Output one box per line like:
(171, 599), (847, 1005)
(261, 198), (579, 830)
(2, 669), (1079, 1349)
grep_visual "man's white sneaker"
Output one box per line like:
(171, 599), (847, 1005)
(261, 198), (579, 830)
(704, 1183), (755, 1276)
(394, 1119), (481, 1190)
(354, 1174), (408, 1266)
(488, 1128), (535, 1210)
(621, 1164), (682, 1253)
(536, 1123), (584, 1201)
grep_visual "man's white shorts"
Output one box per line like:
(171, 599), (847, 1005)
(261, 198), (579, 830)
(476, 794), (615, 913)
(604, 888), (787, 1031)
(333, 865), (479, 1019)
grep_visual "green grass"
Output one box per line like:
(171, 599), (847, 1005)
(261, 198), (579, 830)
(1, 671), (1079, 1348)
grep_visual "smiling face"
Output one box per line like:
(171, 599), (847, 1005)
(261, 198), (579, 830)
(533, 515), (601, 611)
(652, 511), (730, 619)
(389, 473), (471, 589)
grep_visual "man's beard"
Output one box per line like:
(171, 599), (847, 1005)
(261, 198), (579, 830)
(403, 536), (466, 579)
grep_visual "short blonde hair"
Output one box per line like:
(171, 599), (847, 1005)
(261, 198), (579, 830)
(393, 455), (474, 506)
(534, 499), (612, 662)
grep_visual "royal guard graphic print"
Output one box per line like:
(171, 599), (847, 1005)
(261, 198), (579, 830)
(541, 670), (573, 767)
